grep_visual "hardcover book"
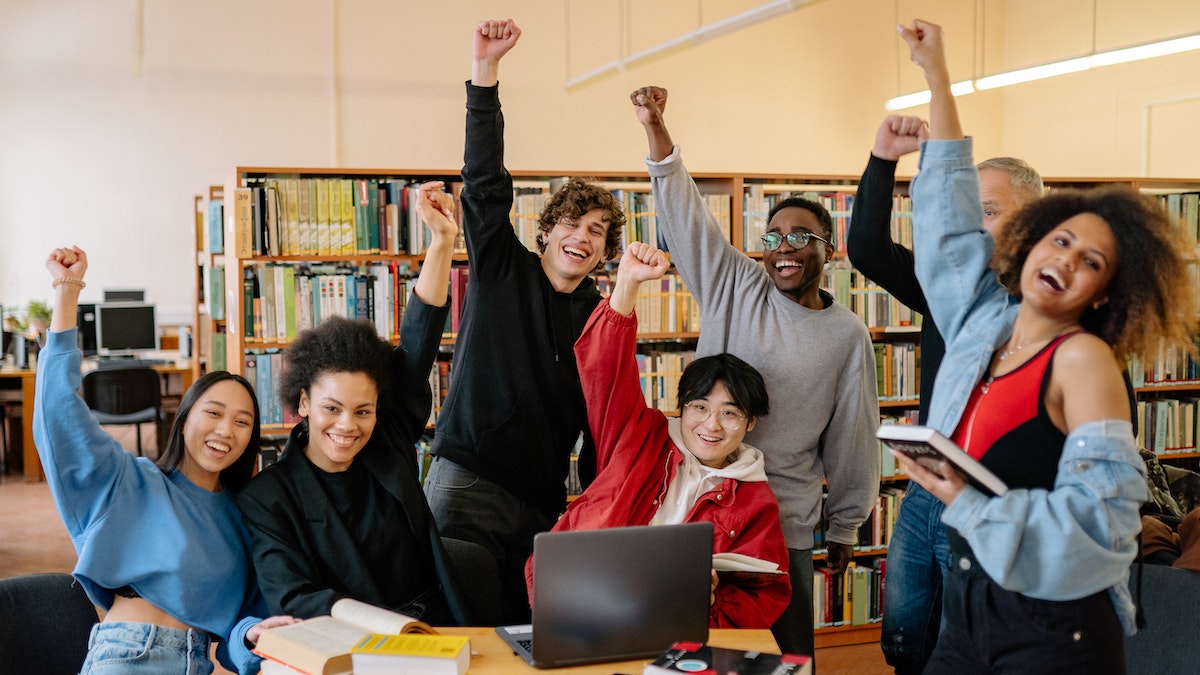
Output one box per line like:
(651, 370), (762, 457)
(875, 423), (1008, 496)
(644, 641), (812, 675)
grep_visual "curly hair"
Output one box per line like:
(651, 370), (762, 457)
(767, 196), (835, 245)
(155, 371), (261, 493)
(536, 177), (626, 269)
(991, 185), (1197, 361)
(279, 316), (394, 415)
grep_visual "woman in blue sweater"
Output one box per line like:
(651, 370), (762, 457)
(35, 245), (294, 674)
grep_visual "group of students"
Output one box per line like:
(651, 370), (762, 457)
(32, 16), (1196, 675)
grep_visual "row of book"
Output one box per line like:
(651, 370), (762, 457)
(824, 263), (923, 331)
(225, 177), (463, 258)
(873, 342), (920, 402)
(595, 272), (702, 336)
(743, 185), (856, 253)
(813, 560), (885, 628)
(1128, 340), (1200, 387)
(1137, 396), (1200, 455)
(240, 261), (417, 345)
(1158, 192), (1200, 247)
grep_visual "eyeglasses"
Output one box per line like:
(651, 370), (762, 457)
(682, 402), (747, 431)
(760, 230), (831, 251)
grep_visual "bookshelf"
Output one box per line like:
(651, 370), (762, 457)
(192, 185), (225, 382)
(208, 165), (1200, 647)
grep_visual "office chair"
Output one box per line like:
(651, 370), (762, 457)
(0, 573), (99, 674)
(81, 366), (164, 457)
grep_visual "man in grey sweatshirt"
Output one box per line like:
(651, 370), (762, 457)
(631, 86), (881, 661)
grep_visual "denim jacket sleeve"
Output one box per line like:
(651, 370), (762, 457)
(911, 138), (1018, 434)
(941, 420), (1147, 613)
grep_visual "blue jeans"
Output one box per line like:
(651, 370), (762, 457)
(423, 456), (555, 625)
(881, 482), (951, 675)
(81, 622), (212, 675)
(771, 549), (815, 662)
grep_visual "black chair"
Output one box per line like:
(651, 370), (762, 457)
(441, 537), (504, 626)
(82, 367), (164, 457)
(1126, 564), (1200, 674)
(0, 573), (99, 674)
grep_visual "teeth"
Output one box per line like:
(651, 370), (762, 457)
(564, 246), (587, 260)
(699, 434), (722, 442)
(775, 260), (800, 269)
(329, 434), (357, 448)
(1040, 267), (1065, 290)
(206, 441), (230, 454)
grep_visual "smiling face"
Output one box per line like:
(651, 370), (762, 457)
(540, 207), (611, 291)
(762, 206), (832, 307)
(680, 381), (757, 469)
(179, 379), (256, 491)
(1020, 212), (1118, 319)
(298, 370), (379, 473)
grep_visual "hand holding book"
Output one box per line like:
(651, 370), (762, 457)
(876, 424), (1008, 499)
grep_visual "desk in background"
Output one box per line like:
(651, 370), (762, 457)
(436, 627), (779, 675)
(0, 361), (192, 483)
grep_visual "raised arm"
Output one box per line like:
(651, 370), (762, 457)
(412, 181), (456, 307)
(460, 19), (526, 277)
(898, 20), (962, 141)
(845, 116), (929, 312)
(608, 242), (670, 317)
(630, 86), (673, 162)
(472, 18), (520, 87)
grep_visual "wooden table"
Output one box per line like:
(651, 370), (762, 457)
(437, 627), (779, 674)
(0, 363), (193, 482)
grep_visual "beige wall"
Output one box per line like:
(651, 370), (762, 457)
(0, 0), (1196, 320)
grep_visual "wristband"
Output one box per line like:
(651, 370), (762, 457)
(51, 277), (86, 290)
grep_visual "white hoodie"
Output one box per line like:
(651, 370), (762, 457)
(650, 418), (770, 525)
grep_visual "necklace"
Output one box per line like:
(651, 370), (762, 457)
(995, 327), (1077, 363)
(981, 326), (1078, 395)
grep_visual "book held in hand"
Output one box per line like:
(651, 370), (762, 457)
(350, 633), (471, 675)
(254, 598), (439, 675)
(875, 423), (1008, 496)
(644, 641), (812, 675)
(712, 552), (785, 587)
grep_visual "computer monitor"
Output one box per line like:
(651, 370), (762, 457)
(103, 289), (146, 302)
(95, 303), (158, 356)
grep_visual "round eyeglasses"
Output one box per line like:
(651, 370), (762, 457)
(760, 230), (831, 251)
(682, 401), (747, 431)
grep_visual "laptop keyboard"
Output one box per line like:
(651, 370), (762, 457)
(516, 638), (533, 652)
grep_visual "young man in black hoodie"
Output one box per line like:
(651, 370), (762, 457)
(422, 18), (625, 625)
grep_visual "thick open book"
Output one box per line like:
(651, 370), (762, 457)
(876, 424), (1009, 497)
(255, 598), (437, 675)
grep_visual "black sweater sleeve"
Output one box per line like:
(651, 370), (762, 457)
(845, 153), (929, 314)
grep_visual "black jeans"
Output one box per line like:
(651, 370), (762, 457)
(927, 548), (1126, 675)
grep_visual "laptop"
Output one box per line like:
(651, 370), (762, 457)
(496, 522), (712, 668)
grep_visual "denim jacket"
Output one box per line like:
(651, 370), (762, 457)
(911, 138), (1148, 635)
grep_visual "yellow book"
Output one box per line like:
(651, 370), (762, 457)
(350, 634), (470, 675)
(253, 598), (438, 675)
(232, 188), (254, 257)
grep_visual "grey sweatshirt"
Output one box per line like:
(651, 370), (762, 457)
(646, 147), (881, 549)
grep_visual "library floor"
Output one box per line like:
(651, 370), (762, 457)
(0, 471), (893, 675)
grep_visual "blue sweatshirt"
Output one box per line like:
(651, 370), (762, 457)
(34, 328), (265, 673)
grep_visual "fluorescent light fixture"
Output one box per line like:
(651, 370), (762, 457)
(973, 57), (1090, 90)
(1090, 33), (1200, 67)
(884, 80), (974, 111)
(885, 31), (1200, 110)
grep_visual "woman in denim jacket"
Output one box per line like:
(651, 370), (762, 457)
(895, 19), (1198, 674)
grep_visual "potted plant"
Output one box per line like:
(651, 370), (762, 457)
(25, 299), (51, 338)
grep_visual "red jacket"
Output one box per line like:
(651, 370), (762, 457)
(526, 299), (790, 628)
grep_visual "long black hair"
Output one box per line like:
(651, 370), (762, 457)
(154, 370), (261, 492)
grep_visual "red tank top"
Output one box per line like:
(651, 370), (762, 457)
(951, 332), (1080, 462)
